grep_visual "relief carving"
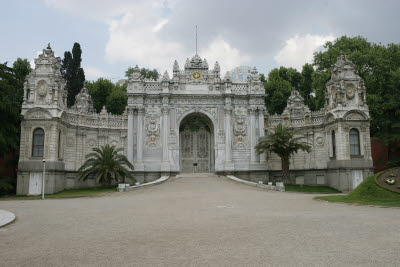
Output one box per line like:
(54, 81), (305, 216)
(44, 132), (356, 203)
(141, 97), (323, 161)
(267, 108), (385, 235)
(233, 108), (248, 148)
(145, 115), (160, 147)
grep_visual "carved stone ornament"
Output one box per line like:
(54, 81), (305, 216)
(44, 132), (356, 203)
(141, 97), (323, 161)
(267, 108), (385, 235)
(315, 133), (325, 147)
(233, 108), (248, 148)
(346, 83), (355, 99)
(233, 117), (248, 148)
(25, 109), (51, 119)
(37, 80), (48, 97)
(67, 137), (75, 147)
(344, 112), (365, 120)
(145, 115), (160, 147)
(87, 138), (96, 148)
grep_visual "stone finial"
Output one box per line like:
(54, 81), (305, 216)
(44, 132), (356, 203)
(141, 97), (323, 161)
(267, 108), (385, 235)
(47, 43), (51, 50)
(72, 86), (95, 113)
(185, 58), (190, 69)
(162, 71), (170, 81)
(224, 71), (232, 82)
(100, 106), (108, 115)
(213, 61), (220, 73)
(283, 89), (310, 116)
(129, 65), (142, 80)
(203, 58), (208, 68)
(173, 60), (180, 72)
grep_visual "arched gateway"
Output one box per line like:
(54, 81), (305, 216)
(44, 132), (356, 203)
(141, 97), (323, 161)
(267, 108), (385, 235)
(179, 112), (215, 173)
(124, 53), (267, 178)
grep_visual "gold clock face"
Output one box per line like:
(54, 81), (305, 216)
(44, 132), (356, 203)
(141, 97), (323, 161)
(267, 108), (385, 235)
(191, 71), (202, 80)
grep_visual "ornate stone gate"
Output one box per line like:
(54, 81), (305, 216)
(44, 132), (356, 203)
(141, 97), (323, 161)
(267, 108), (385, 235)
(179, 113), (214, 173)
(125, 53), (266, 176)
(16, 46), (374, 194)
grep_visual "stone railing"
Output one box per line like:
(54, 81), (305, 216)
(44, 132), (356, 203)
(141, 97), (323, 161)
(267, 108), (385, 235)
(267, 110), (325, 128)
(66, 109), (127, 129)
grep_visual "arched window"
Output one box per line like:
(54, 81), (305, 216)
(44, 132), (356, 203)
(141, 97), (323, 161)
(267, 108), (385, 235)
(331, 130), (336, 157)
(32, 128), (45, 157)
(349, 128), (360, 156)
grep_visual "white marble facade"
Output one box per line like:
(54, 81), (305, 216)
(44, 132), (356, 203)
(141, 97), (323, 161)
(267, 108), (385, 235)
(16, 46), (373, 195)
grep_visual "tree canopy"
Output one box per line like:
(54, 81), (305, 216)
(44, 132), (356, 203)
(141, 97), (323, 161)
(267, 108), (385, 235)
(61, 43), (85, 107)
(87, 79), (128, 114)
(78, 144), (135, 187)
(256, 124), (311, 184)
(125, 67), (159, 80)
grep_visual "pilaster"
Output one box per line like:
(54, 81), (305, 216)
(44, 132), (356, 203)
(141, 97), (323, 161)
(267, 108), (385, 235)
(127, 108), (134, 163)
(135, 107), (145, 171)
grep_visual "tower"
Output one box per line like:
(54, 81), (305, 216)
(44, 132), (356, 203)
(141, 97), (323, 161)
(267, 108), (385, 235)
(17, 44), (68, 195)
(324, 53), (372, 190)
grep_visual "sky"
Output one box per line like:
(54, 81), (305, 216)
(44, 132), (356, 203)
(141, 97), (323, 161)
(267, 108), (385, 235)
(1, 0), (400, 81)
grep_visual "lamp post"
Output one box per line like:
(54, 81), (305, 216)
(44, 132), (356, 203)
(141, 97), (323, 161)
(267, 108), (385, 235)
(42, 157), (46, 199)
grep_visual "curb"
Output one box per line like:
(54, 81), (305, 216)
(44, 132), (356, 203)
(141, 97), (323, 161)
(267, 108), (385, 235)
(0, 210), (16, 227)
(225, 175), (285, 192)
(123, 176), (170, 192)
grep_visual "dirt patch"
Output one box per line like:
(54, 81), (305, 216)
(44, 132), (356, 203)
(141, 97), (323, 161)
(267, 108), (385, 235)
(376, 168), (400, 194)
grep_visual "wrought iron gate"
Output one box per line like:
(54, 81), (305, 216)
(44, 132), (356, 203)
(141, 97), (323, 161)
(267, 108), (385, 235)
(180, 126), (210, 173)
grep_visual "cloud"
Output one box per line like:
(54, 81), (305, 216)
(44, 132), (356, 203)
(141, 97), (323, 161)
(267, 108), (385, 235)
(104, 3), (185, 73)
(274, 34), (335, 70)
(84, 66), (106, 81)
(42, 0), (400, 76)
(200, 37), (251, 74)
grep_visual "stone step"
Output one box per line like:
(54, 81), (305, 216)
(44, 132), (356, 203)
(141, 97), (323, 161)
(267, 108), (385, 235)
(175, 173), (219, 179)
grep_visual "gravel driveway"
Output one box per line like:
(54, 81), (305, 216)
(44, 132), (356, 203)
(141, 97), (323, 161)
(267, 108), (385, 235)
(1, 174), (399, 266)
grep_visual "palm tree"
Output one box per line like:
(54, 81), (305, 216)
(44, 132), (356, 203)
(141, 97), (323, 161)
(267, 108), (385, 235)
(256, 124), (311, 185)
(78, 144), (135, 187)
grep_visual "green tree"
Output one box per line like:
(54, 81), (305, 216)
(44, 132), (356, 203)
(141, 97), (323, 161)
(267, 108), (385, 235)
(61, 43), (85, 107)
(86, 78), (114, 113)
(78, 144), (135, 187)
(311, 71), (330, 110)
(255, 124), (311, 185)
(0, 63), (24, 195)
(299, 63), (315, 110)
(106, 88), (127, 115)
(12, 58), (32, 79)
(125, 67), (159, 80)
(264, 69), (292, 114)
(0, 63), (22, 157)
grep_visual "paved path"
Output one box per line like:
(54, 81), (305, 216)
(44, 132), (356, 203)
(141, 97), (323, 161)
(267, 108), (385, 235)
(0, 210), (15, 227)
(1, 174), (399, 266)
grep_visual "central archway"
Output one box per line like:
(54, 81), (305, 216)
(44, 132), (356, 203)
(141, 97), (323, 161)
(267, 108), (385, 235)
(179, 112), (215, 173)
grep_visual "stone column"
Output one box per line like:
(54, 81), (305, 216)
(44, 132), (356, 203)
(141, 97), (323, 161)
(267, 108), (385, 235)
(135, 107), (145, 171)
(127, 108), (134, 163)
(161, 106), (170, 171)
(258, 108), (266, 163)
(249, 108), (257, 163)
(224, 107), (234, 170)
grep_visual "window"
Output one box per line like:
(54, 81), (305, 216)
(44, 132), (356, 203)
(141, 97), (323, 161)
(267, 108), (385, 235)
(32, 128), (45, 157)
(332, 130), (336, 157)
(58, 130), (62, 159)
(349, 128), (360, 156)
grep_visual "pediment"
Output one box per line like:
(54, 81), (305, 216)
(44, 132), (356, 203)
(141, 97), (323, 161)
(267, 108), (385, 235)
(24, 108), (52, 119)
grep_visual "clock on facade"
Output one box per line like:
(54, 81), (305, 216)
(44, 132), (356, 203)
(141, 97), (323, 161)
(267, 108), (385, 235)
(191, 71), (202, 80)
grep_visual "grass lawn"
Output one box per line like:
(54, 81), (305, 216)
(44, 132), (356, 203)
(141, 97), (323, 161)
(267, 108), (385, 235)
(285, 185), (342, 193)
(315, 175), (400, 207)
(0, 187), (117, 200)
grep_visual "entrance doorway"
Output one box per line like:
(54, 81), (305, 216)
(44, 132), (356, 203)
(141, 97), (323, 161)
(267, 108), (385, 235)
(179, 113), (214, 173)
